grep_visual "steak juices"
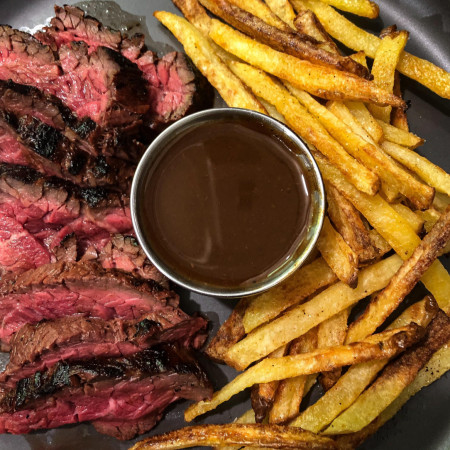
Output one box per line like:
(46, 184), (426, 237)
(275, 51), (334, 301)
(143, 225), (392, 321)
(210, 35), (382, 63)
(133, 110), (323, 295)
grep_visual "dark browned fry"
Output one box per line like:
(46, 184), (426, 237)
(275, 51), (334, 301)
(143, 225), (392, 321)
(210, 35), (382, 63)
(198, 0), (371, 79)
(205, 297), (250, 362)
(130, 424), (337, 450)
(251, 382), (279, 423)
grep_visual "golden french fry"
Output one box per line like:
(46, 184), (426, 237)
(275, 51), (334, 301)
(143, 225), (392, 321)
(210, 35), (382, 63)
(228, 62), (380, 194)
(368, 229), (392, 256)
(433, 192), (450, 213)
(185, 325), (423, 421)
(390, 203), (424, 234)
(291, 295), (438, 433)
(326, 183), (379, 264)
(172, 0), (213, 34)
(317, 0), (379, 18)
(264, 0), (296, 28)
(377, 119), (423, 148)
(345, 101), (384, 143)
(346, 206), (450, 343)
(350, 51), (368, 67)
(368, 31), (409, 122)
(326, 311), (450, 434)
(130, 424), (336, 450)
(257, 97), (286, 123)
(315, 152), (450, 310)
(317, 217), (359, 287)
(154, 12), (267, 113)
(381, 140), (450, 197)
(226, 255), (402, 370)
(291, 0), (450, 98)
(243, 257), (336, 334)
(269, 328), (318, 424)
(391, 71), (409, 131)
(209, 20), (406, 106)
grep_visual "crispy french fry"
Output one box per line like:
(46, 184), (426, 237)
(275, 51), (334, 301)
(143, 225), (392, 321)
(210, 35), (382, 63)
(368, 31), (409, 122)
(326, 101), (434, 210)
(243, 257), (336, 334)
(291, 295), (438, 433)
(228, 62), (380, 194)
(269, 328), (318, 424)
(326, 311), (450, 434)
(390, 203), (424, 234)
(130, 424), (336, 450)
(345, 101), (384, 143)
(335, 340), (450, 449)
(317, 308), (350, 391)
(381, 140), (450, 197)
(251, 345), (288, 422)
(377, 119), (423, 148)
(226, 255), (402, 370)
(206, 297), (250, 362)
(201, 0), (370, 78)
(326, 183), (379, 263)
(317, 0), (379, 18)
(346, 206), (450, 343)
(209, 20), (406, 107)
(264, 0), (296, 28)
(368, 229), (392, 256)
(293, 10), (340, 55)
(154, 12), (267, 113)
(391, 71), (409, 131)
(185, 325), (423, 421)
(172, 0), (213, 34)
(315, 153), (450, 310)
(291, 0), (450, 98)
(317, 217), (359, 287)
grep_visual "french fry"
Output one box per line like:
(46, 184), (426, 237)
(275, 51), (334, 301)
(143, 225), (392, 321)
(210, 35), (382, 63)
(291, 295), (438, 433)
(326, 101), (434, 210)
(291, 0), (450, 99)
(391, 71), (409, 131)
(154, 12), (267, 113)
(206, 297), (250, 362)
(346, 206), (450, 343)
(317, 217), (359, 287)
(226, 255), (402, 370)
(368, 229), (392, 256)
(416, 208), (442, 234)
(269, 328), (318, 424)
(390, 203), (424, 234)
(381, 140), (450, 197)
(368, 31), (409, 122)
(433, 191), (450, 213)
(130, 423), (336, 450)
(317, 0), (379, 19)
(200, 0), (370, 78)
(293, 10), (340, 55)
(209, 20), (406, 107)
(326, 183), (379, 263)
(335, 340), (450, 449)
(264, 0), (297, 28)
(315, 153), (450, 310)
(345, 101), (384, 143)
(228, 61), (380, 194)
(243, 257), (337, 334)
(185, 325), (423, 421)
(377, 119), (423, 148)
(172, 0), (213, 34)
(317, 308), (350, 391)
(257, 97), (286, 123)
(326, 311), (450, 434)
(251, 345), (288, 422)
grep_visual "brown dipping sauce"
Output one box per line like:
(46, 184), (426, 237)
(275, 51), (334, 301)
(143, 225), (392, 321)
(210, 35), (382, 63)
(141, 118), (312, 289)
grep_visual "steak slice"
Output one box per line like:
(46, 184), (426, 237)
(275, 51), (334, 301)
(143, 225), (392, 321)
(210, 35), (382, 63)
(0, 110), (135, 188)
(0, 260), (182, 344)
(36, 5), (213, 128)
(0, 25), (148, 127)
(1, 314), (208, 388)
(0, 80), (147, 161)
(0, 343), (212, 439)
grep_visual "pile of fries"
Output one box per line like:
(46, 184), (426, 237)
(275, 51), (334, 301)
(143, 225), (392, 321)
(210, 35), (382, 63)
(133, 0), (450, 448)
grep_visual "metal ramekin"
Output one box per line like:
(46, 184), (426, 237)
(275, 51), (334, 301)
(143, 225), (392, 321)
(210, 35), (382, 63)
(131, 108), (325, 298)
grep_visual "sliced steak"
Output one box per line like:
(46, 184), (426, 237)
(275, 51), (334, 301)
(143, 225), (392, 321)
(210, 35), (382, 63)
(36, 5), (213, 128)
(0, 260), (183, 344)
(0, 25), (148, 127)
(0, 80), (147, 161)
(0, 343), (212, 439)
(0, 110), (135, 187)
(1, 314), (208, 388)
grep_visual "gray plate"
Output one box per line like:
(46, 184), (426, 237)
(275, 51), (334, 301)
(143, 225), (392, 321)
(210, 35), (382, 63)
(1, 1), (449, 449)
